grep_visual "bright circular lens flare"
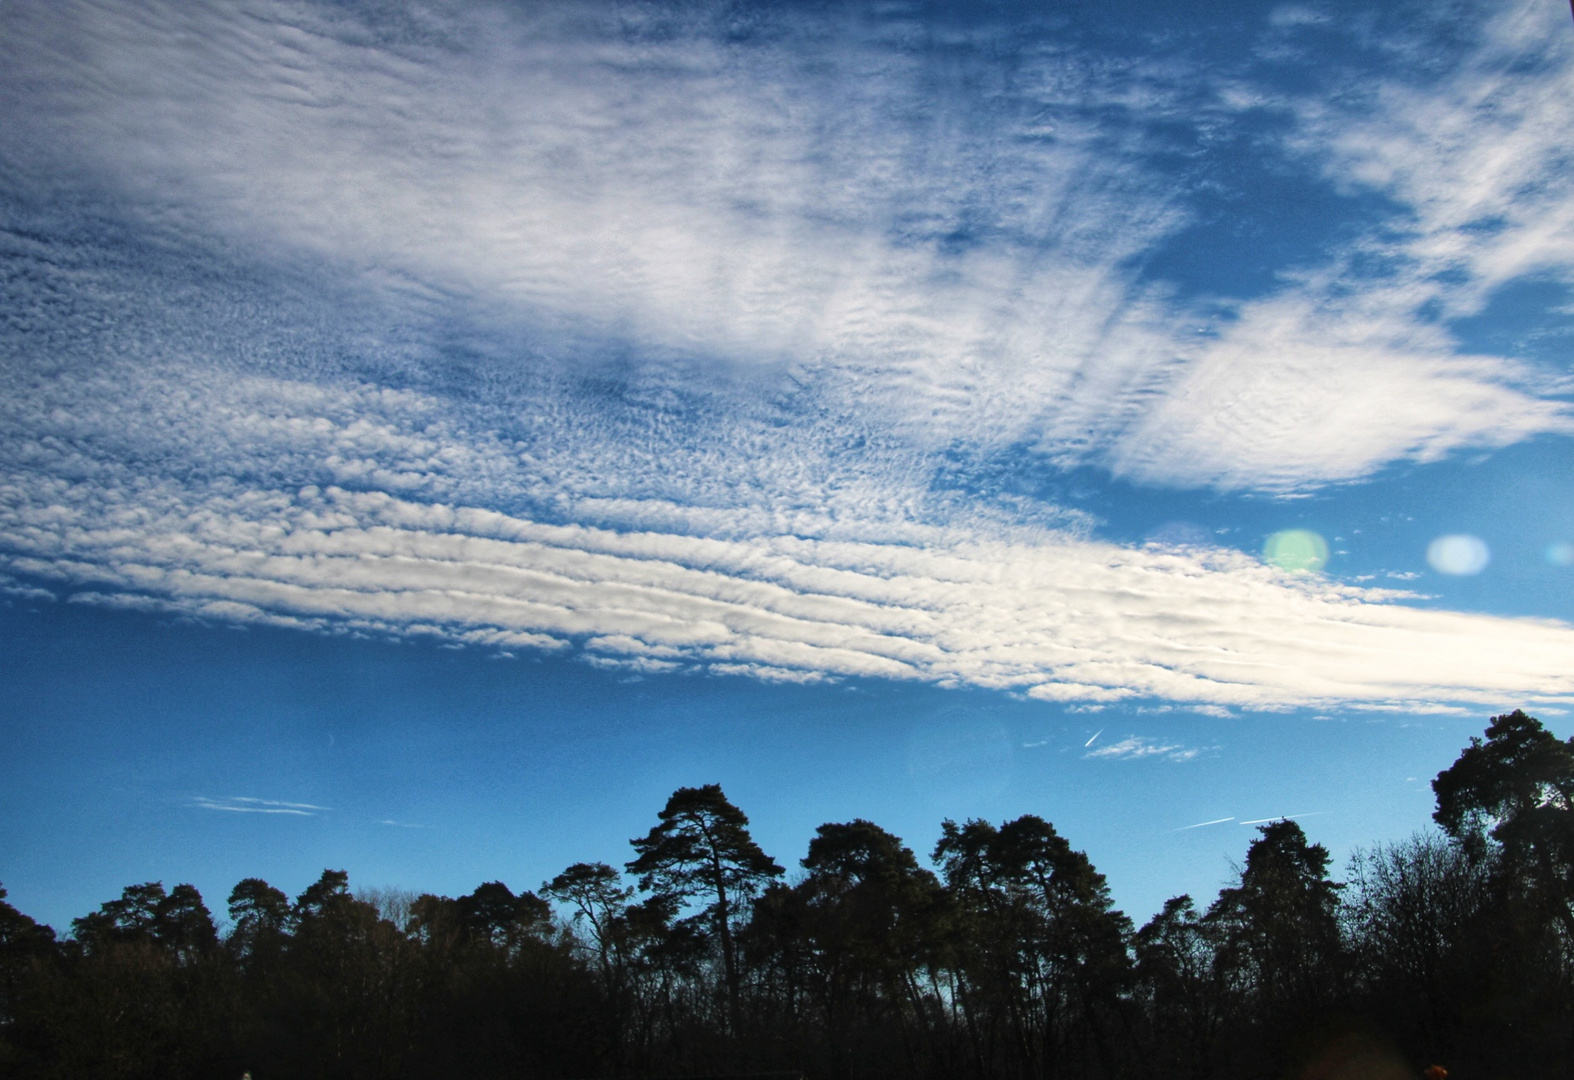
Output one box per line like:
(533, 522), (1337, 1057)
(1547, 541), (1574, 567)
(1263, 529), (1329, 573)
(1427, 534), (1490, 576)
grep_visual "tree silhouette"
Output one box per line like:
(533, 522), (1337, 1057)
(227, 877), (290, 971)
(1204, 819), (1343, 1075)
(71, 880), (166, 952)
(280, 869), (423, 1077)
(935, 815), (1132, 1079)
(9, 722), (1574, 1080)
(1433, 708), (1574, 937)
(1135, 895), (1227, 1080)
(0, 883), (56, 1066)
(628, 784), (783, 1030)
(457, 881), (551, 952)
(155, 884), (219, 964)
(795, 819), (949, 1077)
(1344, 832), (1495, 1069)
(544, 862), (635, 990)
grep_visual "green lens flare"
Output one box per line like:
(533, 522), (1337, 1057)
(1263, 529), (1329, 573)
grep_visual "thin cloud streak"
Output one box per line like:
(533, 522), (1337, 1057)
(1086, 737), (1202, 762)
(230, 797), (331, 811)
(1239, 812), (1327, 825)
(1176, 817), (1235, 831)
(189, 796), (327, 816)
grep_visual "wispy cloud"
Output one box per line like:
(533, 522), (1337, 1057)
(1175, 816), (1235, 831)
(1107, 2), (1574, 489)
(2, 0), (1567, 495)
(1086, 737), (1202, 763)
(189, 796), (329, 816)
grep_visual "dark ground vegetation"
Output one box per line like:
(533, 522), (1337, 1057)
(2, 710), (1571, 1080)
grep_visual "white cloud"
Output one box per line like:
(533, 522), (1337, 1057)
(1108, 295), (1571, 490)
(1, 368), (1571, 711)
(1302, 3), (1574, 315)
(1109, 0), (1574, 489)
(1087, 737), (1201, 762)
(1, 0), (1568, 497)
(0, 0), (1571, 710)
(189, 795), (328, 815)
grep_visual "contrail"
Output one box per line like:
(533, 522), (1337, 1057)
(1239, 812), (1326, 825)
(1176, 816), (1235, 831)
(1084, 728), (1104, 748)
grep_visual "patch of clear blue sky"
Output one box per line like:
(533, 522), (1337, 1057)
(1451, 275), (1574, 370)
(0, 598), (1553, 934)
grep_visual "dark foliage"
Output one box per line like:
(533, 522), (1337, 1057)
(5, 718), (1572, 1078)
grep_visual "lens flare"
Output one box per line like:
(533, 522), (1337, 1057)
(1263, 529), (1329, 573)
(1427, 534), (1490, 576)
(1547, 541), (1574, 567)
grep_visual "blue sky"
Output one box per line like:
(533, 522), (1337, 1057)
(1, 0), (1572, 931)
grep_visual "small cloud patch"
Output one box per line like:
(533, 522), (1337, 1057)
(1085, 736), (1200, 762)
(189, 796), (328, 816)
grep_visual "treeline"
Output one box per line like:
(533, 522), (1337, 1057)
(2, 709), (1571, 1080)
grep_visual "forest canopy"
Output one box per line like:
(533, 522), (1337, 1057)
(2, 710), (1571, 1080)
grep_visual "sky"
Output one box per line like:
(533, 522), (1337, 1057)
(1, 0), (1572, 933)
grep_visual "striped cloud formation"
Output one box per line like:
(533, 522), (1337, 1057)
(8, 474), (1574, 710)
(2, 0), (1573, 709)
(3, 365), (1571, 711)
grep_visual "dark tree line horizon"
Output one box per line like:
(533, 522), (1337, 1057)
(3, 709), (1573, 1080)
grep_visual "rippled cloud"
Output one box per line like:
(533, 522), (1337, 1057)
(1, 0), (1571, 709)
(5, 0), (1569, 490)
(4, 363), (1573, 709)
